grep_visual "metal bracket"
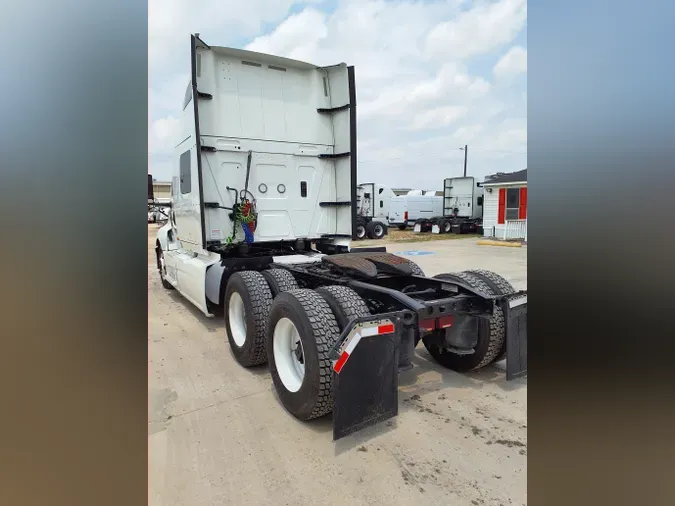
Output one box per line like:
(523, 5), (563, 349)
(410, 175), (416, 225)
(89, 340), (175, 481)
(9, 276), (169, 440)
(319, 201), (352, 207)
(197, 91), (213, 100)
(319, 152), (350, 159)
(317, 104), (350, 113)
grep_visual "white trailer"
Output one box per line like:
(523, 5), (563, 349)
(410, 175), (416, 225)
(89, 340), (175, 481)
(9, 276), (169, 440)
(153, 34), (528, 441)
(387, 195), (443, 230)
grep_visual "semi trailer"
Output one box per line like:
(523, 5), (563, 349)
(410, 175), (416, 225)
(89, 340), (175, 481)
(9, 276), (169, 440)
(154, 35), (527, 440)
(413, 176), (484, 234)
(387, 194), (443, 230)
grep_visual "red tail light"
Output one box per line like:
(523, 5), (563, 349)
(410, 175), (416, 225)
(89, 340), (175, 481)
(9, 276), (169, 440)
(404, 211), (408, 221)
(419, 319), (435, 332)
(437, 315), (454, 328)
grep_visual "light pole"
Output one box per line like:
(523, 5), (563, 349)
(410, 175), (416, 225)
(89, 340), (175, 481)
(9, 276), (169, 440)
(459, 145), (468, 177)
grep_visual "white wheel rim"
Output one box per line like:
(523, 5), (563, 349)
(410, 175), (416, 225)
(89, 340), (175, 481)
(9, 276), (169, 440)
(375, 224), (383, 235)
(357, 226), (365, 238)
(228, 292), (247, 347)
(273, 317), (305, 392)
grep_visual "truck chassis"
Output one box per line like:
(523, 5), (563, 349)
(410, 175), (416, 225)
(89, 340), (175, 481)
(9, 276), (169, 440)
(155, 241), (527, 440)
(413, 216), (483, 235)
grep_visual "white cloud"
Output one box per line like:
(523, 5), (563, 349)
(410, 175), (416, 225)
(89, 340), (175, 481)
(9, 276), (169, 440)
(494, 46), (527, 78)
(409, 106), (469, 131)
(149, 116), (180, 155)
(425, 0), (527, 61)
(149, 0), (527, 186)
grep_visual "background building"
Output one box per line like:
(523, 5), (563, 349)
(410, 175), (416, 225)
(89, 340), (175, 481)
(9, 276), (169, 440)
(481, 169), (527, 240)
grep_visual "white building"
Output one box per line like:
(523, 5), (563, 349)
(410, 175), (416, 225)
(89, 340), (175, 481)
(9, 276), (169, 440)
(481, 169), (527, 240)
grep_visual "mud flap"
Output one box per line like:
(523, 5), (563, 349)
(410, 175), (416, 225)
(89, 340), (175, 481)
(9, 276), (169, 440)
(500, 294), (528, 380)
(432, 224), (440, 234)
(413, 223), (421, 233)
(330, 314), (402, 440)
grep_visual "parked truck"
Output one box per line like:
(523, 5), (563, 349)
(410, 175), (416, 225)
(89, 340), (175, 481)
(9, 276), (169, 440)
(387, 194), (443, 230)
(353, 182), (395, 240)
(154, 35), (527, 440)
(413, 176), (484, 234)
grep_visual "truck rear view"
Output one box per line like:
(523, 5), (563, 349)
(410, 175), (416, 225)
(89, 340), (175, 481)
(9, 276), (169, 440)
(172, 36), (356, 251)
(155, 35), (527, 442)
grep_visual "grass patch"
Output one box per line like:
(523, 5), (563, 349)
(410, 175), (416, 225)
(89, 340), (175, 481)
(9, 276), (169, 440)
(358, 230), (481, 246)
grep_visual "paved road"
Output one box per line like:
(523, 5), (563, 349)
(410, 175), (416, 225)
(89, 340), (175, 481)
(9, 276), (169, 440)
(149, 227), (527, 506)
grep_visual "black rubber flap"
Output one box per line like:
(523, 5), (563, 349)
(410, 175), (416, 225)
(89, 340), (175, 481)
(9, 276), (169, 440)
(332, 332), (399, 440)
(503, 295), (528, 380)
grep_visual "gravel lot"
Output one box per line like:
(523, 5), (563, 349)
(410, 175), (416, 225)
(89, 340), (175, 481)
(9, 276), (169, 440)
(149, 225), (527, 506)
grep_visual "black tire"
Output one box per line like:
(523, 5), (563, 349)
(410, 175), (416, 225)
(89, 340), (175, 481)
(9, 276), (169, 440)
(262, 268), (299, 298)
(366, 220), (386, 239)
(398, 224), (407, 231)
(465, 270), (516, 362)
(406, 260), (425, 276)
(355, 222), (367, 240)
(316, 285), (370, 331)
(156, 247), (175, 290)
(422, 271), (504, 371)
(267, 289), (341, 420)
(224, 271), (273, 367)
(466, 269), (516, 295)
(439, 219), (452, 234)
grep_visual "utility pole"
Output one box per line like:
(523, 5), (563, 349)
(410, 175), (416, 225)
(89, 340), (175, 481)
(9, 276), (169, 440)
(460, 145), (468, 177)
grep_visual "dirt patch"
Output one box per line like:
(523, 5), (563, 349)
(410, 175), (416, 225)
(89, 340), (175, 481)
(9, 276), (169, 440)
(493, 439), (526, 448)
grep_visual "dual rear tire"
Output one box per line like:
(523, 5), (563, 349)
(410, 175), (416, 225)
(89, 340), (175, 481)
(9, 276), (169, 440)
(422, 270), (515, 371)
(224, 269), (370, 420)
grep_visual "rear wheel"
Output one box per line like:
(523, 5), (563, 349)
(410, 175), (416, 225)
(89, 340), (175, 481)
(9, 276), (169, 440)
(262, 268), (299, 298)
(355, 220), (367, 240)
(406, 260), (425, 276)
(422, 271), (504, 371)
(224, 271), (273, 367)
(316, 285), (370, 331)
(465, 270), (516, 362)
(156, 247), (175, 290)
(267, 289), (341, 420)
(366, 220), (386, 239)
(439, 219), (452, 234)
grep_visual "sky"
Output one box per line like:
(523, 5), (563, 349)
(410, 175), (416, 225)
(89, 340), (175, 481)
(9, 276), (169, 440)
(149, 0), (527, 189)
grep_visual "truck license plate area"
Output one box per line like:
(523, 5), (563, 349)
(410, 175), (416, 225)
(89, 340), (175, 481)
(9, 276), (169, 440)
(332, 317), (400, 440)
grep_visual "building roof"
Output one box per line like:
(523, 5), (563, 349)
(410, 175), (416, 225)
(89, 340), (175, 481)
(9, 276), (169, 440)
(483, 169), (527, 185)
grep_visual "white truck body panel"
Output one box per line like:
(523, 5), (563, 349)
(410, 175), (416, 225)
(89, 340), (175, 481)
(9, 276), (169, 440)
(442, 176), (484, 220)
(156, 36), (356, 316)
(388, 195), (443, 226)
(356, 182), (396, 222)
(173, 41), (354, 253)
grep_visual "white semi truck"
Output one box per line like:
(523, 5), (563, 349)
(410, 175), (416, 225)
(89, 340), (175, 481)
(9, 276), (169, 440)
(154, 35), (527, 440)
(353, 182), (396, 240)
(413, 176), (485, 234)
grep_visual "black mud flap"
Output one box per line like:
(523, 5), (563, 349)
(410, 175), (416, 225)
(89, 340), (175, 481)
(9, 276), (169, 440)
(330, 314), (402, 440)
(500, 294), (528, 380)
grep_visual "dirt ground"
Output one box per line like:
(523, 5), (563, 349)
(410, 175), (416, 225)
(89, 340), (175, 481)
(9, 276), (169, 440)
(148, 224), (527, 506)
